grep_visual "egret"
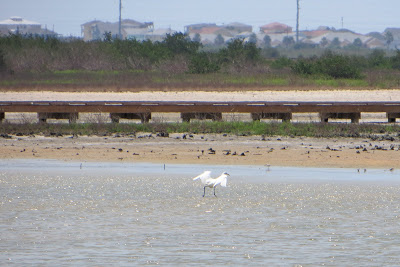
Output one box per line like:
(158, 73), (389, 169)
(192, 171), (230, 197)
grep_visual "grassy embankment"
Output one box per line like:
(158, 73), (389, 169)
(1, 121), (400, 139)
(1, 69), (400, 92)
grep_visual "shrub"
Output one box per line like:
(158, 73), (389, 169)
(368, 49), (388, 68)
(0, 48), (6, 72)
(291, 51), (361, 79)
(188, 52), (220, 74)
(290, 58), (315, 75)
(391, 50), (400, 70)
(262, 47), (280, 59)
(163, 32), (200, 56)
(270, 56), (293, 69)
(218, 38), (261, 65)
(317, 52), (361, 79)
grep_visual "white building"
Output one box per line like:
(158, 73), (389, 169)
(0, 16), (56, 36)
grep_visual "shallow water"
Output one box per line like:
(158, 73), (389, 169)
(1, 160), (400, 265)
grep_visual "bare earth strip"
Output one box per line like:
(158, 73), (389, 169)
(1, 89), (400, 102)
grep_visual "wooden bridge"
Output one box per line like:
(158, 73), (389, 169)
(1, 101), (400, 123)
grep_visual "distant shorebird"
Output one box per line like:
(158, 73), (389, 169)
(265, 164), (271, 171)
(192, 171), (230, 197)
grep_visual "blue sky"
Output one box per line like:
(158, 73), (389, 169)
(1, 0), (399, 36)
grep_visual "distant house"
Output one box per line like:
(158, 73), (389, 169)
(184, 23), (217, 34)
(260, 32), (298, 47)
(365, 38), (385, 49)
(185, 22), (252, 45)
(0, 16), (57, 36)
(307, 31), (384, 49)
(127, 28), (176, 42)
(81, 19), (154, 41)
(260, 22), (292, 34)
(301, 30), (330, 39)
(223, 22), (252, 34)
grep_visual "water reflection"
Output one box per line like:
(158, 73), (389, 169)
(1, 160), (400, 265)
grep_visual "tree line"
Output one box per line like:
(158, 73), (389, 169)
(0, 32), (400, 79)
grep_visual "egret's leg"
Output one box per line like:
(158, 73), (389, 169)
(203, 186), (206, 197)
(213, 186), (217, 197)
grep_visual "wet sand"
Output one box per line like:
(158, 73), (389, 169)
(1, 133), (400, 169)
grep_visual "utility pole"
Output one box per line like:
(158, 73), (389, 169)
(296, 0), (300, 43)
(118, 0), (122, 39)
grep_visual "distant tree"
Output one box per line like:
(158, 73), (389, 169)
(391, 49), (400, 69)
(294, 42), (317, 50)
(192, 33), (201, 43)
(320, 37), (329, 48)
(103, 31), (113, 42)
(353, 38), (363, 47)
(163, 32), (201, 55)
(189, 52), (220, 74)
(368, 49), (387, 67)
(215, 34), (225, 45)
(385, 31), (394, 49)
(330, 37), (341, 48)
(263, 35), (271, 47)
(262, 47), (279, 58)
(291, 51), (361, 79)
(248, 33), (257, 44)
(0, 48), (6, 72)
(217, 38), (261, 65)
(282, 36), (295, 47)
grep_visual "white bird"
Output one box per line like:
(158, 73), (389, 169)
(192, 171), (230, 197)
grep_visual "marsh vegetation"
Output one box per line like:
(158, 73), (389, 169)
(0, 33), (400, 91)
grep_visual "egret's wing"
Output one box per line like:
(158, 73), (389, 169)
(213, 174), (228, 187)
(220, 176), (227, 187)
(192, 171), (212, 183)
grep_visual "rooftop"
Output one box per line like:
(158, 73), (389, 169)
(0, 16), (40, 26)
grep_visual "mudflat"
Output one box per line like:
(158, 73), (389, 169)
(1, 133), (399, 169)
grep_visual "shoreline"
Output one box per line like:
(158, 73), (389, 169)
(2, 90), (400, 170)
(1, 133), (400, 170)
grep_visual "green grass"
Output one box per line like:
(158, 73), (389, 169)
(1, 121), (400, 139)
(1, 68), (399, 91)
(312, 78), (368, 87)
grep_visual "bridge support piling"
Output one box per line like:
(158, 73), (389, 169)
(251, 112), (292, 122)
(181, 112), (222, 122)
(320, 112), (361, 123)
(38, 112), (79, 123)
(387, 113), (400, 123)
(110, 113), (151, 123)
(0, 112), (4, 122)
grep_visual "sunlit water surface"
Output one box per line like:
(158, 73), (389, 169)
(1, 160), (400, 265)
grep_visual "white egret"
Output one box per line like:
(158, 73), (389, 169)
(192, 171), (230, 197)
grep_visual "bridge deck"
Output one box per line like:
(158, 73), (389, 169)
(1, 101), (400, 123)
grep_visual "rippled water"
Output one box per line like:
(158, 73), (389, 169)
(1, 160), (400, 265)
